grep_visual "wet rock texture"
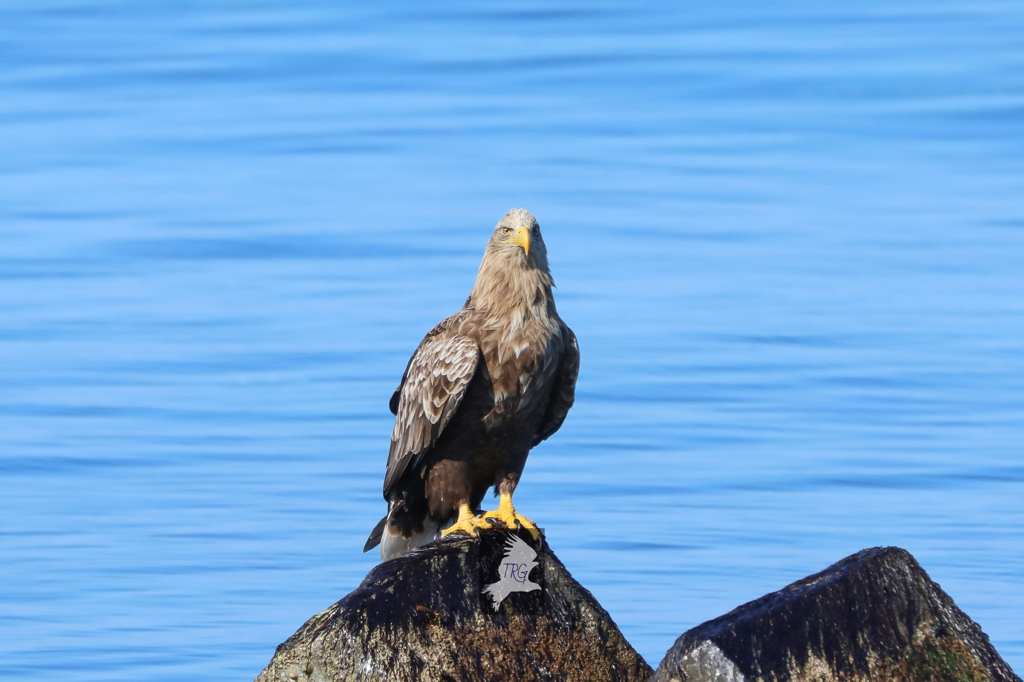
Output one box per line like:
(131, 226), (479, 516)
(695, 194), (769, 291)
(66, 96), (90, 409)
(652, 547), (1021, 682)
(254, 528), (651, 682)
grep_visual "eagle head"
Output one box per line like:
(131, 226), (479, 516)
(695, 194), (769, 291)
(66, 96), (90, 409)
(489, 208), (549, 274)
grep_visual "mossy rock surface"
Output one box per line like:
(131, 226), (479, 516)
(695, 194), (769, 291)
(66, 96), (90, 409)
(875, 628), (993, 682)
(253, 528), (651, 682)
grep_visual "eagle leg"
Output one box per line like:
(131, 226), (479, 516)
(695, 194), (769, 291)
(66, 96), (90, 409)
(482, 493), (541, 540)
(440, 503), (492, 538)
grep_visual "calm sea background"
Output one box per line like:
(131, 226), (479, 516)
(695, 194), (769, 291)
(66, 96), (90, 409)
(2, 1), (1023, 678)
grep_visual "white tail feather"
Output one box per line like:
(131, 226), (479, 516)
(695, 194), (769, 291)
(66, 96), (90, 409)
(379, 517), (440, 561)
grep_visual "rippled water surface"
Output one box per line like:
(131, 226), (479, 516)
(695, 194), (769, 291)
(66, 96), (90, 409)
(2, 1), (1023, 678)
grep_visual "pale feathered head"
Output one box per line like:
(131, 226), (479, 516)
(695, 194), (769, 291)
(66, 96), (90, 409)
(470, 208), (555, 313)
(486, 208), (550, 275)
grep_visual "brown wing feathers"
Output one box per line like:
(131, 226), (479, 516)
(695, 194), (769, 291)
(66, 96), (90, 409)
(382, 315), (480, 495)
(533, 326), (580, 447)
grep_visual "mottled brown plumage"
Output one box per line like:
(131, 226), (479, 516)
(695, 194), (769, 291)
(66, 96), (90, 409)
(364, 209), (579, 561)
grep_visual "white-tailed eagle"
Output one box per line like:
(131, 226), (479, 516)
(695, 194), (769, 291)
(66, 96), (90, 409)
(364, 209), (579, 561)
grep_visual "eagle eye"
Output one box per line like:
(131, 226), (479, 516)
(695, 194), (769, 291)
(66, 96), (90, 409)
(501, 227), (512, 235)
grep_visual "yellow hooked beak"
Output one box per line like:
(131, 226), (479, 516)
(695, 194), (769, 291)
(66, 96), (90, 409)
(514, 225), (530, 256)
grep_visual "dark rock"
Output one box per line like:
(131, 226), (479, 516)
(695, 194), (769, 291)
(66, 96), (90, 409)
(652, 547), (1021, 682)
(254, 528), (651, 682)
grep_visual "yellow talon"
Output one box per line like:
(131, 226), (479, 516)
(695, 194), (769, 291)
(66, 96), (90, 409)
(482, 493), (541, 540)
(441, 503), (491, 537)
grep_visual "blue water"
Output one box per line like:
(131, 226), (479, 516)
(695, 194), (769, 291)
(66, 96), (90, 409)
(2, 1), (1023, 678)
